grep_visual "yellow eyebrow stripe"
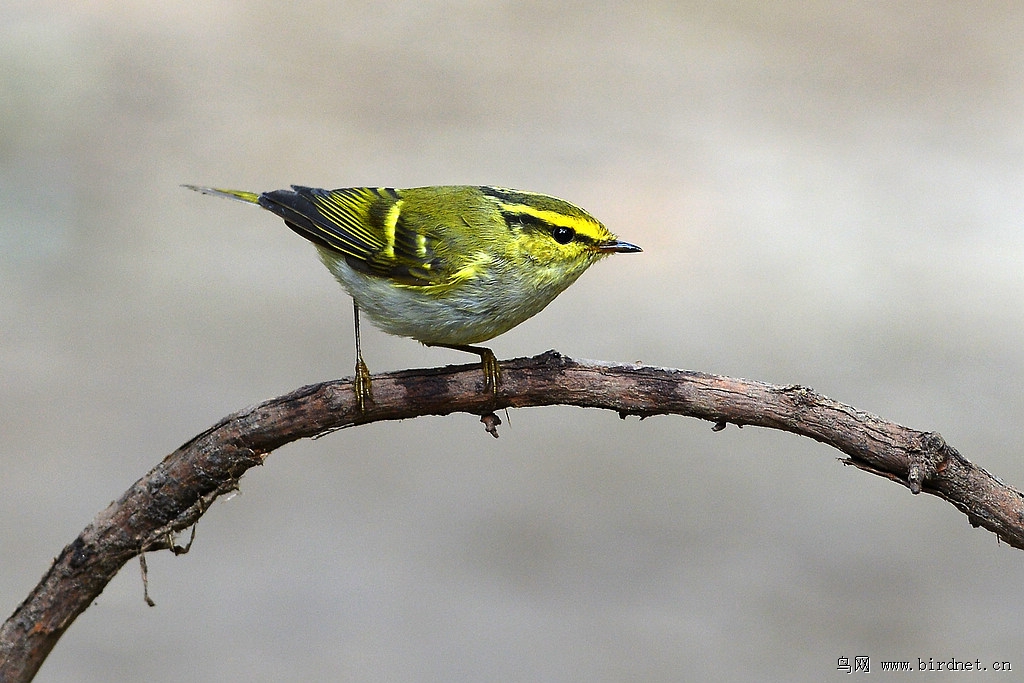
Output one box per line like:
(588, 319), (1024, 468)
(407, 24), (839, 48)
(498, 202), (607, 240)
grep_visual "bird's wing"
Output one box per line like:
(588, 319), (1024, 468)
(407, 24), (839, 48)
(259, 186), (450, 286)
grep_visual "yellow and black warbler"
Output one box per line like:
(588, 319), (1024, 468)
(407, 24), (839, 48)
(185, 184), (641, 410)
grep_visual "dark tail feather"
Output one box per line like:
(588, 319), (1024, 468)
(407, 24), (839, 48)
(258, 187), (337, 251)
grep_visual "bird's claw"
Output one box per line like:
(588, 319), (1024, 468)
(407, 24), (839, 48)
(354, 357), (373, 412)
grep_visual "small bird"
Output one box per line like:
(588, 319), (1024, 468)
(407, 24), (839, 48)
(185, 184), (641, 410)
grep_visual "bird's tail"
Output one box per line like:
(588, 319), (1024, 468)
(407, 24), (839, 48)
(182, 185), (261, 205)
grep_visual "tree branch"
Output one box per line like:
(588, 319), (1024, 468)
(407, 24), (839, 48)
(3, 350), (1023, 680)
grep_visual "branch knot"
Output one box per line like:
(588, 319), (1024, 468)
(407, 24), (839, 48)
(907, 431), (950, 494)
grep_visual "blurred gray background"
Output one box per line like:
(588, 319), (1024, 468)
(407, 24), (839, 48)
(3, 1), (1023, 681)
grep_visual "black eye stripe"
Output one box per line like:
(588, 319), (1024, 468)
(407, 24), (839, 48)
(501, 210), (590, 246)
(500, 210), (548, 232)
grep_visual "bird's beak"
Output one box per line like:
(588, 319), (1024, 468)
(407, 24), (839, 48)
(597, 239), (642, 254)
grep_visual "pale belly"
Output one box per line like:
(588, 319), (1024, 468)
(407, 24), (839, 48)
(319, 250), (584, 345)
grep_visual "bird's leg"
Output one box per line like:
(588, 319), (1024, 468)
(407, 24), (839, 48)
(426, 343), (501, 394)
(352, 301), (372, 411)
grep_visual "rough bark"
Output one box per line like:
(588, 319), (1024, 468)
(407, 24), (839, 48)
(3, 351), (1022, 681)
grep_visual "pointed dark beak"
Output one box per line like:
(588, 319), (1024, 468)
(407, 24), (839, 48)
(597, 239), (642, 254)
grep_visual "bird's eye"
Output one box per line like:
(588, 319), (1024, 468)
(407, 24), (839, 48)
(551, 226), (575, 244)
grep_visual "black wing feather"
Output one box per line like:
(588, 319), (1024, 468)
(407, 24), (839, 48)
(258, 185), (445, 286)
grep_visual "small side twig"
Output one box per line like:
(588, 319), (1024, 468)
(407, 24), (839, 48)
(480, 412), (502, 437)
